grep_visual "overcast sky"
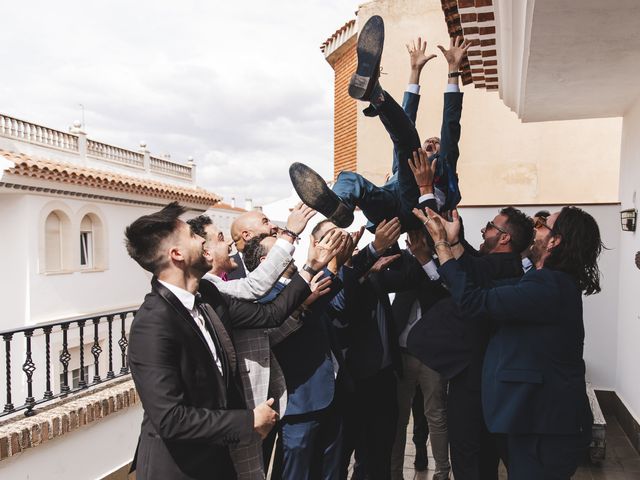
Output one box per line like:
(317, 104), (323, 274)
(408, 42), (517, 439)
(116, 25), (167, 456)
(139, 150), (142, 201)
(0, 0), (359, 205)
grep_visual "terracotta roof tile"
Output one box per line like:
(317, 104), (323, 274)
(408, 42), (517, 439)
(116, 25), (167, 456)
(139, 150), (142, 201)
(0, 149), (222, 206)
(320, 19), (356, 53)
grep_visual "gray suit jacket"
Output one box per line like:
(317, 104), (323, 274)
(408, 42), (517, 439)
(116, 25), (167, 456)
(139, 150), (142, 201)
(203, 241), (293, 300)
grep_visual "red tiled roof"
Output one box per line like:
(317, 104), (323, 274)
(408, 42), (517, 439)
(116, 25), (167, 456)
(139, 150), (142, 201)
(320, 19), (356, 53)
(0, 149), (222, 206)
(213, 202), (246, 213)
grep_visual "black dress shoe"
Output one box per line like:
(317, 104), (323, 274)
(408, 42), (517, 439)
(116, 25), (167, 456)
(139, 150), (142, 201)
(414, 445), (428, 472)
(289, 162), (354, 228)
(348, 15), (384, 101)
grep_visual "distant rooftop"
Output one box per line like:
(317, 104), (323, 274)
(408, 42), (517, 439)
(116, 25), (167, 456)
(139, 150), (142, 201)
(0, 112), (223, 208)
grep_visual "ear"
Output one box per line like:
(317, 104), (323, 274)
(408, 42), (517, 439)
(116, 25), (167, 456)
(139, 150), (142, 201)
(169, 245), (184, 263)
(241, 230), (251, 241)
(499, 232), (511, 246)
(547, 234), (562, 251)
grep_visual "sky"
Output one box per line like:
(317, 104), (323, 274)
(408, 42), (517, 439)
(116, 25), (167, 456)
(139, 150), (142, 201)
(0, 0), (359, 205)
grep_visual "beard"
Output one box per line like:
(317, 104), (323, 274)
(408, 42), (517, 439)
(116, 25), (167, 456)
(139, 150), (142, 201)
(479, 234), (499, 255)
(529, 237), (546, 265)
(193, 249), (213, 275)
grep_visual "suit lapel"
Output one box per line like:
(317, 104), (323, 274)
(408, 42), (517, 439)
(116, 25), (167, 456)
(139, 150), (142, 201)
(201, 303), (237, 377)
(152, 278), (227, 380)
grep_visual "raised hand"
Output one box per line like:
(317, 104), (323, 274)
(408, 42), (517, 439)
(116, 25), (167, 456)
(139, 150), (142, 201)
(406, 36), (437, 72)
(369, 253), (401, 274)
(306, 229), (346, 271)
(303, 272), (333, 306)
(406, 229), (432, 264)
(437, 35), (471, 72)
(408, 148), (437, 195)
(372, 218), (401, 255)
(285, 202), (317, 235)
(253, 398), (278, 439)
(413, 207), (461, 245)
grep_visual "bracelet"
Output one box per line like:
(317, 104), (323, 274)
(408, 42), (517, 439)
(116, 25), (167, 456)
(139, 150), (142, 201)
(418, 184), (433, 188)
(434, 241), (451, 249)
(448, 71), (462, 78)
(450, 240), (460, 247)
(302, 264), (319, 276)
(281, 228), (299, 240)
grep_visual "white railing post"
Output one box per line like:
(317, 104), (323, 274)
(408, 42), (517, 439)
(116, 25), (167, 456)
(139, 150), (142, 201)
(69, 121), (86, 164)
(139, 142), (150, 173)
(187, 157), (196, 185)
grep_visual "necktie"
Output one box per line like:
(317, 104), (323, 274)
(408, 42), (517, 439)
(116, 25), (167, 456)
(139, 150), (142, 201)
(194, 293), (227, 377)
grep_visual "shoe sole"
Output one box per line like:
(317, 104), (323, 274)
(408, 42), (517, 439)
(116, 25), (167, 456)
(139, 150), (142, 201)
(288, 163), (353, 228)
(348, 15), (384, 100)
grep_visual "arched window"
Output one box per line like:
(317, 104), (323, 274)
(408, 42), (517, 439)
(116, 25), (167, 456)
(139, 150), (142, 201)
(45, 212), (63, 271)
(80, 215), (94, 269)
(78, 211), (107, 270)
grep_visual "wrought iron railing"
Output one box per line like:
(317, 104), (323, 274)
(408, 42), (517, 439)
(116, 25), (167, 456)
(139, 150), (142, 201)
(0, 309), (135, 418)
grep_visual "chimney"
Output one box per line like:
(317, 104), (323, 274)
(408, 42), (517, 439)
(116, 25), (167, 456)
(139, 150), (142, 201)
(231, 197), (236, 208)
(244, 198), (253, 211)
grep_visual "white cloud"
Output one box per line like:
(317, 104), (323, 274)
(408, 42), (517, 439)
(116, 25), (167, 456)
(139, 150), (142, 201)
(0, 0), (358, 203)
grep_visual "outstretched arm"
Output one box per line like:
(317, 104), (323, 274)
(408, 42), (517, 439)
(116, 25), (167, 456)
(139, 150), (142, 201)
(436, 36), (470, 179)
(212, 240), (293, 300)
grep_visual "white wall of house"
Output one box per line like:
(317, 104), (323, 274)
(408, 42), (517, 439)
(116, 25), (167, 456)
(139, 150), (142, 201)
(0, 403), (142, 480)
(615, 96), (640, 421)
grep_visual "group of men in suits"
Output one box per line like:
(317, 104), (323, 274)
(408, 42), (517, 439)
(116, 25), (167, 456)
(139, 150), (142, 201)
(123, 13), (605, 480)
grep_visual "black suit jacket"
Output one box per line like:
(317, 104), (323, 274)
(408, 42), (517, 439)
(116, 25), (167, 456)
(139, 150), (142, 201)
(404, 251), (522, 382)
(129, 275), (310, 480)
(226, 252), (246, 280)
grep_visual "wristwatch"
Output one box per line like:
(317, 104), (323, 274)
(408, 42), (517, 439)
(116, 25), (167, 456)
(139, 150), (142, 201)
(448, 71), (462, 78)
(302, 264), (319, 276)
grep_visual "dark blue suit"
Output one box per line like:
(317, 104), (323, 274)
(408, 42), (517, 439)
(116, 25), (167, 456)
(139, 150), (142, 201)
(271, 274), (346, 480)
(439, 261), (593, 479)
(331, 90), (463, 232)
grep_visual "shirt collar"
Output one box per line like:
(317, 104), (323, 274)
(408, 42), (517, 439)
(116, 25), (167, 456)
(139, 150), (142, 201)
(158, 279), (196, 311)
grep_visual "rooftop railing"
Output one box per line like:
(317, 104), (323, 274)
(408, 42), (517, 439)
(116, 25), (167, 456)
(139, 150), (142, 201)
(0, 113), (195, 183)
(0, 309), (135, 418)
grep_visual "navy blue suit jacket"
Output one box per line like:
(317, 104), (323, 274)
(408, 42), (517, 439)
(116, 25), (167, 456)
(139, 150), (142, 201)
(439, 261), (593, 435)
(272, 274), (344, 416)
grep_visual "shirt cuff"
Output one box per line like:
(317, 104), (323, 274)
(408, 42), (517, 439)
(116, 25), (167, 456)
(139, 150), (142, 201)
(418, 193), (436, 203)
(406, 84), (420, 95)
(422, 260), (440, 281)
(446, 84), (460, 93)
(274, 237), (295, 255)
(368, 242), (381, 258)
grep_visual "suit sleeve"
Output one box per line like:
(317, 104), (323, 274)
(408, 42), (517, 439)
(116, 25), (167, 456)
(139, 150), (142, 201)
(129, 312), (256, 446)
(439, 92), (463, 174)
(439, 259), (562, 325)
(213, 244), (292, 301)
(226, 273), (311, 329)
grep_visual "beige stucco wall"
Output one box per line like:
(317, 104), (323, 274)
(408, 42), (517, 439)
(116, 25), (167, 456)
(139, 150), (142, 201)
(355, 0), (621, 205)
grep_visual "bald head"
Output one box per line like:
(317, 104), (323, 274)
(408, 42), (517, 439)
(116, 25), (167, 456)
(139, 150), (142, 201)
(230, 211), (278, 252)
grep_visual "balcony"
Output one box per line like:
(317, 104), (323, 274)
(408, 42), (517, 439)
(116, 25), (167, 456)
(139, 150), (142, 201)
(0, 309), (141, 479)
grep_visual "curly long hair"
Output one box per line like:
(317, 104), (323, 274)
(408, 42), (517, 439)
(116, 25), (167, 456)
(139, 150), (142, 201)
(544, 206), (603, 295)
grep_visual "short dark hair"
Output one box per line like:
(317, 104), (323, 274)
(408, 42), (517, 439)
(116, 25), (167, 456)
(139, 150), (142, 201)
(311, 219), (334, 241)
(534, 210), (550, 219)
(500, 206), (534, 254)
(187, 214), (213, 239)
(243, 233), (271, 272)
(125, 202), (186, 274)
(545, 206), (603, 295)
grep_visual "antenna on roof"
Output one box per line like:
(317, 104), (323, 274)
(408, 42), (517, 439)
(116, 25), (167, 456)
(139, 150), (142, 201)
(78, 104), (85, 130)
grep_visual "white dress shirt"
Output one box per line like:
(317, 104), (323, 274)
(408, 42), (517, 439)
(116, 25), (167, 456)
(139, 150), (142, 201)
(158, 280), (223, 375)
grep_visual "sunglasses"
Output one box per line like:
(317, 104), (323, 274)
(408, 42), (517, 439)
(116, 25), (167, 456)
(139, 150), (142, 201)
(534, 217), (555, 234)
(484, 221), (508, 235)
